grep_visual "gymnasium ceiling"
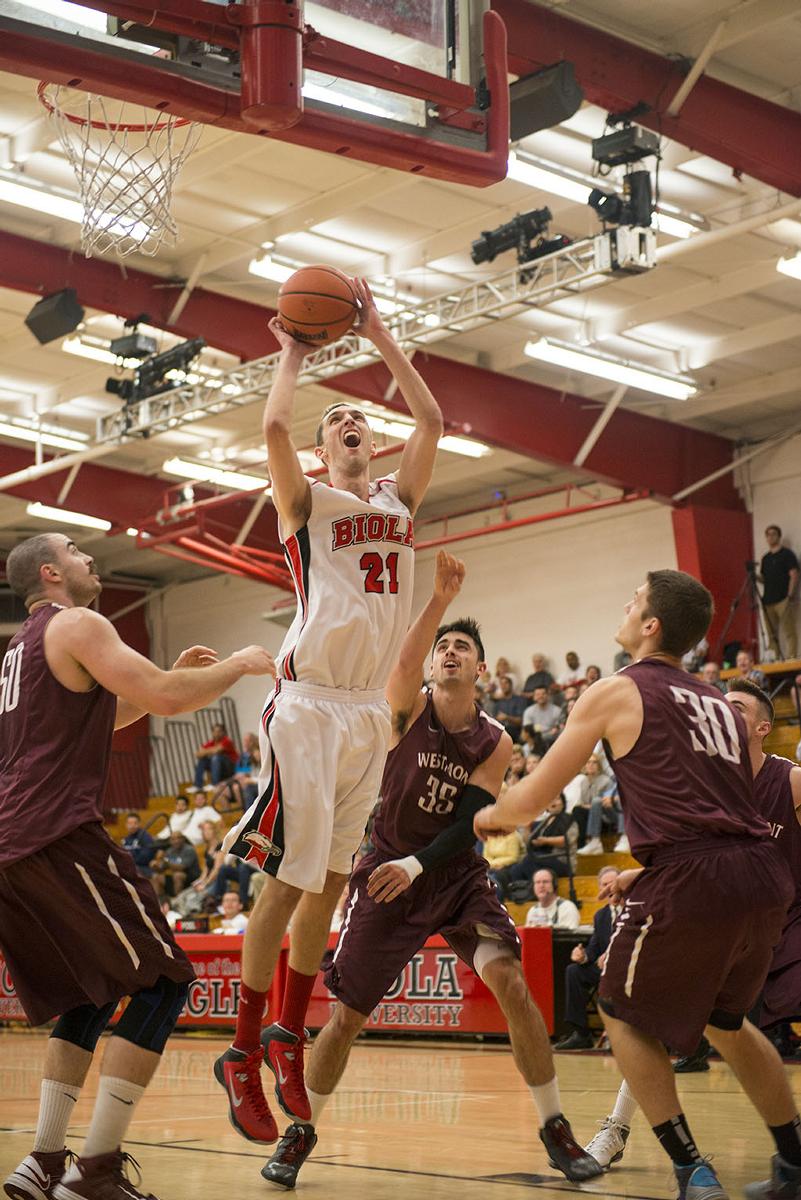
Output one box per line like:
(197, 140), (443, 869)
(0, 0), (800, 587)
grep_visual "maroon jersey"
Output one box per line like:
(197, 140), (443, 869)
(607, 658), (770, 864)
(755, 754), (801, 892)
(372, 690), (503, 859)
(0, 604), (116, 868)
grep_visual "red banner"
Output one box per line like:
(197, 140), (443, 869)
(0, 928), (553, 1035)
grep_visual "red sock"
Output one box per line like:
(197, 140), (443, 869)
(279, 967), (316, 1038)
(233, 982), (268, 1054)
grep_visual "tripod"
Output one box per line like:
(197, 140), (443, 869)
(712, 562), (774, 665)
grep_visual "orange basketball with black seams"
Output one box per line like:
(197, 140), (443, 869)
(277, 265), (358, 345)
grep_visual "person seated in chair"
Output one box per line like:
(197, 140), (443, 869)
(524, 867), (580, 930)
(491, 794), (574, 901)
(555, 867), (621, 1050)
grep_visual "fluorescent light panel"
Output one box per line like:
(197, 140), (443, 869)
(302, 81), (397, 121)
(777, 253), (801, 281)
(248, 255), (296, 283)
(162, 457), (269, 492)
(27, 501), (111, 531)
(506, 153), (590, 204)
(524, 339), (697, 401)
(61, 337), (142, 370)
(368, 414), (490, 458)
(0, 420), (86, 451)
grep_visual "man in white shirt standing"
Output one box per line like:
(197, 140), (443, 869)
(525, 868), (580, 929)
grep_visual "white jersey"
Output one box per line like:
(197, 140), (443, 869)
(276, 473), (415, 691)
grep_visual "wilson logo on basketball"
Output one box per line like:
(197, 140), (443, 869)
(331, 512), (414, 551)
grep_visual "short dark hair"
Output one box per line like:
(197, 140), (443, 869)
(765, 524), (782, 537)
(5, 534), (60, 603)
(644, 569), (713, 657)
(433, 617), (485, 663)
(126, 811), (140, 822)
(726, 678), (774, 725)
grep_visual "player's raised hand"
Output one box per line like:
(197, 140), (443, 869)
(268, 315), (317, 359)
(433, 549), (465, 603)
(172, 645), (219, 670)
(351, 277), (387, 342)
(231, 646), (277, 677)
(473, 803), (517, 839)
(367, 860), (415, 904)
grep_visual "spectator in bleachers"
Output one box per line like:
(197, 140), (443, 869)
(211, 853), (259, 910)
(585, 664), (602, 685)
(157, 793), (192, 841)
(557, 651), (584, 688)
(735, 648), (768, 688)
(613, 648), (632, 671)
(701, 661), (726, 694)
(182, 789), (220, 846)
(524, 867), (580, 930)
(192, 722), (238, 790)
(483, 827), (526, 874)
(554, 866), (621, 1050)
(121, 813), (155, 879)
(159, 897), (181, 931)
(761, 524), (799, 660)
(492, 794), (575, 899)
(522, 653), (554, 698)
(173, 819), (223, 915)
(218, 890), (249, 935)
(504, 745), (526, 786)
(524, 754), (541, 775)
(577, 757), (628, 856)
(568, 754), (612, 849)
(150, 830), (200, 898)
(490, 675), (527, 740)
(523, 686), (563, 753)
(212, 731), (261, 812)
(489, 656), (517, 697)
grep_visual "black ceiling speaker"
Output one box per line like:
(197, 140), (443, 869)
(509, 62), (584, 142)
(24, 288), (85, 345)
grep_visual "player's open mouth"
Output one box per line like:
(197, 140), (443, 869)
(444, 659), (459, 669)
(343, 429), (361, 448)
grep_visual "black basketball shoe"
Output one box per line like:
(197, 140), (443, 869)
(261, 1124), (318, 1190)
(541, 1114), (604, 1181)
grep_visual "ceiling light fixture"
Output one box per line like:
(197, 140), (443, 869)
(507, 152), (590, 204)
(0, 419), (86, 452)
(26, 501), (111, 531)
(367, 413), (490, 458)
(248, 254), (298, 283)
(162, 457), (269, 492)
(777, 253), (801, 281)
(524, 338), (697, 401)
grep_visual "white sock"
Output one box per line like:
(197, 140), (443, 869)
(611, 1080), (638, 1127)
(80, 1077), (145, 1160)
(302, 1088), (333, 1129)
(33, 1079), (81, 1153)
(529, 1076), (561, 1126)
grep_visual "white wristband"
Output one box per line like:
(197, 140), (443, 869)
(392, 855), (423, 883)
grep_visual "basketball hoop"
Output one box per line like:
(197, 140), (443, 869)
(38, 83), (201, 259)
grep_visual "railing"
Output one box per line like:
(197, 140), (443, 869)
(105, 702), (250, 814)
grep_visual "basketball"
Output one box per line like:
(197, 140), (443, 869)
(277, 265), (358, 345)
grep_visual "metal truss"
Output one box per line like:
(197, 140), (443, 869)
(96, 228), (656, 445)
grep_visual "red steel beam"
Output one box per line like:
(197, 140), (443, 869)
(0, 231), (742, 511)
(494, 0), (801, 198)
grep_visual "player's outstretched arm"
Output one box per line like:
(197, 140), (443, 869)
(114, 644), (220, 729)
(263, 317), (314, 535)
(368, 731), (513, 903)
(473, 674), (639, 837)
(351, 277), (443, 517)
(385, 550), (465, 737)
(48, 608), (275, 717)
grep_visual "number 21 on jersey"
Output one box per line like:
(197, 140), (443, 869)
(360, 551), (399, 595)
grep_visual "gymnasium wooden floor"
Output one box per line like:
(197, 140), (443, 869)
(1, 1030), (797, 1199)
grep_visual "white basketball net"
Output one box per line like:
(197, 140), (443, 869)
(39, 85), (201, 259)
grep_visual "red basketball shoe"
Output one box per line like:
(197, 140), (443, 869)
(4, 1150), (73, 1200)
(261, 1024), (311, 1122)
(213, 1046), (278, 1144)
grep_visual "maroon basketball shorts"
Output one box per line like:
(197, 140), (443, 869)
(325, 850), (521, 1016)
(599, 838), (793, 1055)
(759, 901), (801, 1028)
(0, 821), (194, 1026)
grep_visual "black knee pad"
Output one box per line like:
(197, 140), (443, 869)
(113, 976), (189, 1055)
(51, 1000), (117, 1052)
